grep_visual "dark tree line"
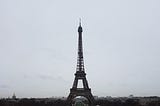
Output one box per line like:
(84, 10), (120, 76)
(0, 98), (160, 106)
(96, 99), (140, 106)
(0, 99), (68, 106)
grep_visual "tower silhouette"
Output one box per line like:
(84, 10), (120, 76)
(67, 22), (95, 106)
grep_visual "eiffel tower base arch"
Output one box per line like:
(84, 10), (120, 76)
(67, 88), (95, 106)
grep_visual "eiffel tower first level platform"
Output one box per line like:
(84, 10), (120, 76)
(67, 22), (95, 106)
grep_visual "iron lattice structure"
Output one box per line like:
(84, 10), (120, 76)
(67, 23), (95, 106)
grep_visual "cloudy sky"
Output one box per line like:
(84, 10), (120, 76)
(0, 0), (160, 98)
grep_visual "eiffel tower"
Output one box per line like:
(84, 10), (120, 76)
(67, 22), (95, 106)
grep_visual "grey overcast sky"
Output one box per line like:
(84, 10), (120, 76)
(0, 0), (160, 98)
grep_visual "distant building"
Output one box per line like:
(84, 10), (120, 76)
(128, 94), (134, 98)
(12, 93), (16, 99)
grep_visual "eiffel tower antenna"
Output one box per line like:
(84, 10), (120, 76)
(79, 18), (81, 26)
(67, 22), (95, 106)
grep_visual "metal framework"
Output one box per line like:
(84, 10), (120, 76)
(67, 23), (95, 106)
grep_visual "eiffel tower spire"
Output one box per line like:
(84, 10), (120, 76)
(67, 22), (95, 106)
(77, 20), (84, 72)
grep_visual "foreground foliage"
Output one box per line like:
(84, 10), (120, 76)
(0, 97), (160, 106)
